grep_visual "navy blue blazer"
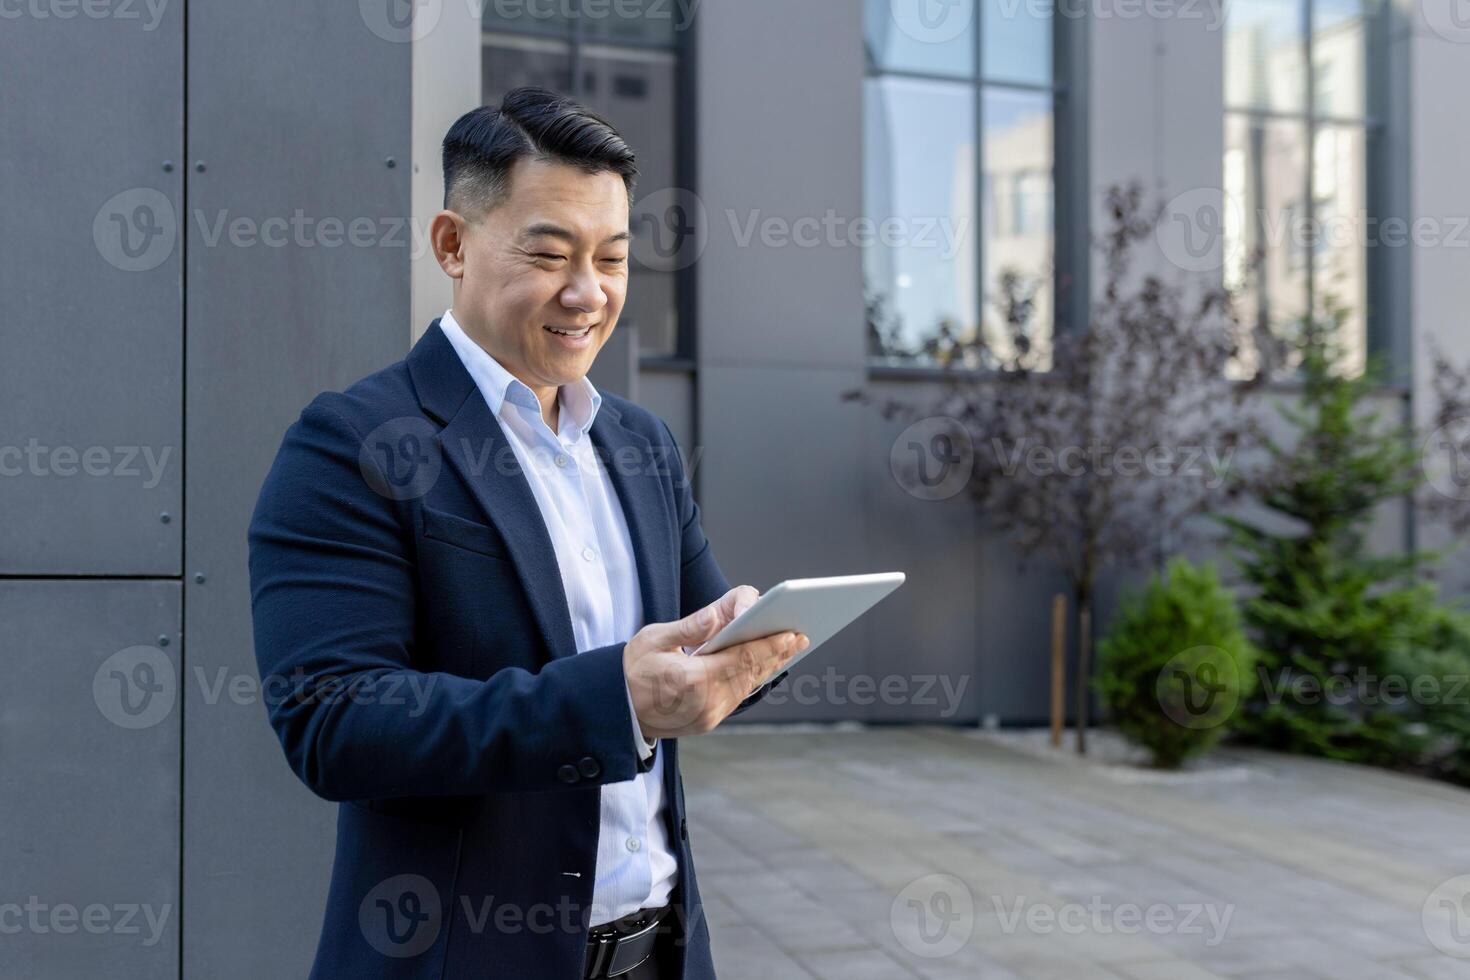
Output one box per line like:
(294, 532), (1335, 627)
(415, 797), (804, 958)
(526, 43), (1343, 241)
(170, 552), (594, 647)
(247, 319), (782, 979)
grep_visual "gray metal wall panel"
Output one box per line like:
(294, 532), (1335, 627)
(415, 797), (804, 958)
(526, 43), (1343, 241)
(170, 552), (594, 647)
(692, 1), (879, 722)
(638, 370), (694, 455)
(696, 364), (873, 723)
(182, 4), (413, 976)
(0, 9), (183, 574)
(0, 580), (180, 978)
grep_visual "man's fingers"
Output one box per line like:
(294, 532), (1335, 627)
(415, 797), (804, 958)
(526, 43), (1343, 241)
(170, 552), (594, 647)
(665, 586), (760, 655)
(721, 585), (761, 622)
(645, 604), (722, 652)
(703, 631), (808, 693)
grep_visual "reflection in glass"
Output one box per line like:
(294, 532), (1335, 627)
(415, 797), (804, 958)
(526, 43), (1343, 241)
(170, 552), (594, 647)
(576, 0), (682, 46)
(482, 35), (573, 108)
(863, 76), (977, 364)
(1312, 0), (1367, 118)
(1313, 123), (1367, 375)
(482, 0), (577, 38)
(579, 46), (680, 357)
(1225, 114), (1309, 375)
(982, 0), (1051, 86)
(1225, 0), (1305, 113)
(982, 88), (1053, 370)
(863, 0), (975, 79)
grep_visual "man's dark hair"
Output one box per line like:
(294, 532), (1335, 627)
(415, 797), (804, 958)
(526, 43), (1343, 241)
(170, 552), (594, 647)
(442, 87), (638, 215)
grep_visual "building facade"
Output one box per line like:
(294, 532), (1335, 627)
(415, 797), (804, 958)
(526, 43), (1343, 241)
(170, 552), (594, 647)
(2, 1), (1466, 975)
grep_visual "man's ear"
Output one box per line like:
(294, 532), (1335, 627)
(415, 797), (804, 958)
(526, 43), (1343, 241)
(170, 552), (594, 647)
(429, 210), (467, 280)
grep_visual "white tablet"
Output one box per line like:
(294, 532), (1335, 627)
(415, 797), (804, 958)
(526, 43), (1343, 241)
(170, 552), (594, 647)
(688, 572), (906, 684)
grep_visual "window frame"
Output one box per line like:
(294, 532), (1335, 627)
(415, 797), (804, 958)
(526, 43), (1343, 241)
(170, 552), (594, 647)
(480, 6), (697, 367)
(1223, 0), (1389, 376)
(861, 4), (1085, 378)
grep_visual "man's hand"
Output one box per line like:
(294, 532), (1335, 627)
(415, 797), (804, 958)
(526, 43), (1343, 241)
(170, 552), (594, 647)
(624, 586), (809, 740)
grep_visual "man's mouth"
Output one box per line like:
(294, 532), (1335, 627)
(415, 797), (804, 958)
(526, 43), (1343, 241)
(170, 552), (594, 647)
(545, 324), (594, 338)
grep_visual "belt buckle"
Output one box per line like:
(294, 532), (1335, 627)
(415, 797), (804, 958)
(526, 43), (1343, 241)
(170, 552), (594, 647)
(586, 908), (665, 979)
(584, 931), (615, 978)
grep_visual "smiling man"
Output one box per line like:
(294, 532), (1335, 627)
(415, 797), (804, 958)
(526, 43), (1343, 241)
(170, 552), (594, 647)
(247, 88), (806, 979)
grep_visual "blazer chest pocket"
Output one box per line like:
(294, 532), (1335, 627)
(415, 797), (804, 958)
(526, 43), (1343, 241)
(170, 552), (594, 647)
(421, 506), (511, 561)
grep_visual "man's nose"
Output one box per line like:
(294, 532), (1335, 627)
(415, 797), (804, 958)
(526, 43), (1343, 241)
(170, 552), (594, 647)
(559, 265), (608, 314)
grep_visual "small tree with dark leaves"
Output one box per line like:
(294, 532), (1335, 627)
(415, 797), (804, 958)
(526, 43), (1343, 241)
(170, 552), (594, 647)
(845, 183), (1268, 752)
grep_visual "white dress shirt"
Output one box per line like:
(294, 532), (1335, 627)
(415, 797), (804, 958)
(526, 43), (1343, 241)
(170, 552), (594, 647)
(438, 309), (676, 927)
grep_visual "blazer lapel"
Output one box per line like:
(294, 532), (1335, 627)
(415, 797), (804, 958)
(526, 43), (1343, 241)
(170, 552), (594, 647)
(408, 319), (677, 662)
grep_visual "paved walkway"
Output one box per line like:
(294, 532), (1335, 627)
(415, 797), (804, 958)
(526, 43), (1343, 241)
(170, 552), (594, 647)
(682, 726), (1470, 980)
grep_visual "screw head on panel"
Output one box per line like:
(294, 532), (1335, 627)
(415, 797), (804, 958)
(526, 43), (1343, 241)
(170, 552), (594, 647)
(194, 573), (206, 584)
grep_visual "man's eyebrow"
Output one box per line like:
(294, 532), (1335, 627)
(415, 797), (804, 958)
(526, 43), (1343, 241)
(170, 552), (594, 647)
(519, 222), (631, 245)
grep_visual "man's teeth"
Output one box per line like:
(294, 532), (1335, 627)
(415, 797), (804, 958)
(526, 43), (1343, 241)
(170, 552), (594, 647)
(546, 326), (590, 337)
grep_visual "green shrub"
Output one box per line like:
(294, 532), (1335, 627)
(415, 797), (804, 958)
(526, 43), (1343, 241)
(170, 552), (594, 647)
(1220, 313), (1470, 775)
(1095, 558), (1258, 768)
(1388, 605), (1470, 785)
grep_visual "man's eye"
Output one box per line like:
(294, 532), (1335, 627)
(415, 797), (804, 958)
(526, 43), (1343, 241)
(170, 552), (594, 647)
(535, 252), (566, 261)
(602, 256), (628, 265)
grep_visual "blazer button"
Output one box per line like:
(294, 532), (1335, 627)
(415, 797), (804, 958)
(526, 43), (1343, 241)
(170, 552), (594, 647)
(578, 756), (601, 779)
(557, 764), (580, 784)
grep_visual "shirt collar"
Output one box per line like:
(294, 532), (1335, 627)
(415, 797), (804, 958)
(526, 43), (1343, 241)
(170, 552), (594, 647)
(438, 308), (603, 442)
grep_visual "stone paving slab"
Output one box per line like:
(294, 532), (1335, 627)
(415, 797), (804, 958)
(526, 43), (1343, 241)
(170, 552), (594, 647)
(681, 727), (1470, 980)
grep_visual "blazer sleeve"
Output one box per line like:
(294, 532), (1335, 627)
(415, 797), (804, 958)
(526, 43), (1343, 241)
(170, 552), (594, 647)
(247, 396), (651, 803)
(657, 419), (786, 716)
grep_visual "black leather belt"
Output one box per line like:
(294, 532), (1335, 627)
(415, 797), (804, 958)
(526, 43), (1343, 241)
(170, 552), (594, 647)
(583, 904), (671, 978)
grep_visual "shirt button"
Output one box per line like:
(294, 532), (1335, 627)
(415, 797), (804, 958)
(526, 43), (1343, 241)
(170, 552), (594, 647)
(626, 836), (641, 853)
(582, 547), (596, 562)
(555, 453), (568, 468)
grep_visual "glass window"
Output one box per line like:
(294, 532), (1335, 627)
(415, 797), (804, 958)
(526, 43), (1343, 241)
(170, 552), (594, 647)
(1313, 0), (1368, 118)
(1224, 0), (1378, 377)
(1224, 115), (1310, 375)
(863, 1), (1059, 370)
(864, 77), (976, 364)
(981, 0), (1051, 87)
(863, 0), (975, 79)
(1224, 0), (1307, 114)
(982, 89), (1053, 368)
(481, 2), (689, 359)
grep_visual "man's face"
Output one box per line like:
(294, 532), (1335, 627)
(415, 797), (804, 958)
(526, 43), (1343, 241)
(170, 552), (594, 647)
(453, 157), (630, 389)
